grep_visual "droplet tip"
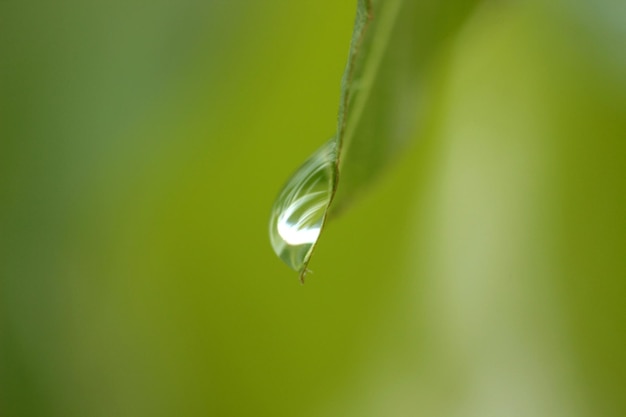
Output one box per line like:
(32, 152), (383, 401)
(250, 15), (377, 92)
(299, 267), (313, 284)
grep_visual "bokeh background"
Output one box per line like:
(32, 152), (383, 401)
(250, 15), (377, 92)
(1, 1), (624, 416)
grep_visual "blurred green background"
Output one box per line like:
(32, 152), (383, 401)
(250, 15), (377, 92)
(1, 1), (624, 416)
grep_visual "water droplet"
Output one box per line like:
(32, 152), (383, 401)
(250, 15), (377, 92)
(269, 140), (336, 279)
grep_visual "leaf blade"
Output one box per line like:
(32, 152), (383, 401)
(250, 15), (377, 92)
(269, 0), (482, 278)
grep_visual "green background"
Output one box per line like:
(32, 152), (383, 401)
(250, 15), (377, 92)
(1, 1), (624, 416)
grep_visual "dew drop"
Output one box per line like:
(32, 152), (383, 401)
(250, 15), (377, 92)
(269, 139), (336, 279)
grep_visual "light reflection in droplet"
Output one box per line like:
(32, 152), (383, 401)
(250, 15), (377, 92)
(269, 140), (336, 278)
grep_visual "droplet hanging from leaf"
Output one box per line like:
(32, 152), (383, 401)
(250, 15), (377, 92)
(268, 140), (336, 282)
(268, 0), (482, 280)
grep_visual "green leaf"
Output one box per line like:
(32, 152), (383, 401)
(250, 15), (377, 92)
(269, 0), (482, 280)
